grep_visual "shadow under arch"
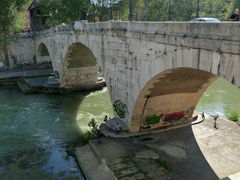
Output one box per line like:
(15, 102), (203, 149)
(64, 42), (98, 69)
(62, 42), (115, 118)
(61, 42), (100, 88)
(36, 43), (53, 69)
(131, 67), (218, 132)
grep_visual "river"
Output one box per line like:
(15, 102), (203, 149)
(196, 78), (240, 117)
(0, 78), (239, 179)
(0, 87), (113, 180)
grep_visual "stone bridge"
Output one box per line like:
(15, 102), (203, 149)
(3, 21), (240, 132)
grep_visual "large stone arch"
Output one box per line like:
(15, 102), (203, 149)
(61, 42), (99, 89)
(130, 67), (218, 132)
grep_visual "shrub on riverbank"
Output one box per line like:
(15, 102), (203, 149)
(66, 119), (99, 155)
(227, 111), (240, 122)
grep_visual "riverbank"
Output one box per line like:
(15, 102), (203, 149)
(75, 117), (240, 180)
(0, 68), (106, 94)
(0, 68), (53, 85)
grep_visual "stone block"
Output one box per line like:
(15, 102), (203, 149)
(135, 150), (159, 160)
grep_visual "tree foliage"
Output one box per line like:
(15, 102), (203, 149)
(0, 0), (30, 33)
(0, 0), (31, 67)
(0, 0), (31, 44)
(1, 0), (239, 34)
(146, 0), (232, 21)
(39, 0), (91, 26)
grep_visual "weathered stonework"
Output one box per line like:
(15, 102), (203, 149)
(0, 34), (35, 67)
(2, 21), (240, 131)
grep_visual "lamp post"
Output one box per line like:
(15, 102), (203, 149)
(55, 9), (59, 25)
(196, 0), (200, 18)
(109, 0), (113, 20)
(144, 0), (148, 21)
(168, 0), (171, 21)
(129, 0), (133, 21)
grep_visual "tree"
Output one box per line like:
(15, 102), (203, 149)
(0, 0), (30, 33)
(147, 0), (230, 21)
(0, 0), (31, 67)
(39, 0), (91, 26)
(90, 0), (124, 21)
(199, 0), (229, 20)
(228, 0), (240, 18)
(147, 0), (168, 21)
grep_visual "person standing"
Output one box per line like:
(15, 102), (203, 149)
(115, 122), (122, 134)
(202, 112), (205, 120)
(214, 115), (219, 129)
(104, 115), (108, 123)
(230, 9), (240, 21)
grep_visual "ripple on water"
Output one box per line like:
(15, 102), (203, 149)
(0, 87), (114, 179)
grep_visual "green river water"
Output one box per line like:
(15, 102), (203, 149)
(0, 78), (240, 179)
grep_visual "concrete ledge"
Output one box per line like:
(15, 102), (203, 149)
(75, 144), (116, 180)
(100, 114), (203, 138)
(220, 172), (240, 180)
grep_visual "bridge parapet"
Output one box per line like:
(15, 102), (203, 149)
(73, 21), (240, 41)
(35, 21), (240, 55)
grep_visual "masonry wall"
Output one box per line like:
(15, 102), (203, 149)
(69, 22), (240, 128)
(0, 34), (35, 68)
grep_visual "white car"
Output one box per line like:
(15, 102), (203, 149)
(191, 18), (220, 22)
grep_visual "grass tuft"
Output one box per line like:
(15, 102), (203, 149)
(227, 111), (240, 122)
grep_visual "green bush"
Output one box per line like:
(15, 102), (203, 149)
(227, 112), (239, 122)
(144, 115), (163, 125)
(66, 118), (99, 155)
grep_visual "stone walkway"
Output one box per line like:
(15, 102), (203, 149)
(192, 118), (240, 179)
(76, 117), (240, 180)
(107, 153), (171, 180)
(0, 68), (53, 79)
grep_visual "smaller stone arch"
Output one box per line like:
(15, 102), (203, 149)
(130, 67), (218, 132)
(36, 43), (53, 69)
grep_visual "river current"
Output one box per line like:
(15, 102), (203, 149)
(0, 87), (113, 179)
(0, 78), (239, 179)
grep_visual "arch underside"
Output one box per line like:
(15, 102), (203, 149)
(37, 43), (51, 64)
(66, 43), (97, 69)
(131, 67), (218, 132)
(62, 42), (99, 88)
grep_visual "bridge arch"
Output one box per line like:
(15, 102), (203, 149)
(64, 42), (98, 69)
(36, 43), (53, 68)
(61, 42), (100, 89)
(130, 67), (218, 132)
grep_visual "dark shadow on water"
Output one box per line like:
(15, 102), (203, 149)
(0, 86), (98, 179)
